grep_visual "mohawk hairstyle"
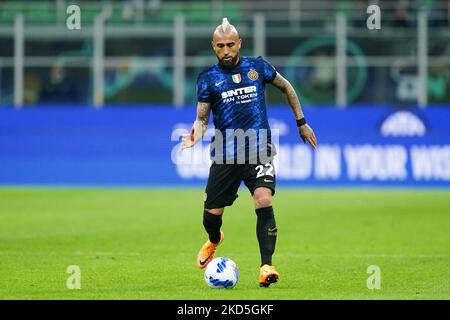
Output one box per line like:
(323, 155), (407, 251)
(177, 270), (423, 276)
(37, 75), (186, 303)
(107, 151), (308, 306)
(221, 17), (231, 33)
(213, 17), (239, 37)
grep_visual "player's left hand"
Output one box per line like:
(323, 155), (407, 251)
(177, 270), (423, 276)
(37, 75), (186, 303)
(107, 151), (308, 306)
(298, 124), (317, 149)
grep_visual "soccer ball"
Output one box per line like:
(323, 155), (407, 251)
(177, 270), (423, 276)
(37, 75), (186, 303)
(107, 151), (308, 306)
(204, 257), (239, 289)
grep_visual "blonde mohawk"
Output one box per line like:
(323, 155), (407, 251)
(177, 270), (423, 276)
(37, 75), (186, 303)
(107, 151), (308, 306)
(213, 17), (239, 37)
(221, 17), (230, 33)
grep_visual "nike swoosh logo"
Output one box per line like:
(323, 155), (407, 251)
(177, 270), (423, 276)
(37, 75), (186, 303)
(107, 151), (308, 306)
(268, 227), (277, 232)
(199, 254), (213, 266)
(264, 179), (274, 183)
(215, 80), (226, 86)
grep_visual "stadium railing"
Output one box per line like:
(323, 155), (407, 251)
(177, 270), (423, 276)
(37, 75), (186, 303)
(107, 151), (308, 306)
(0, 0), (449, 107)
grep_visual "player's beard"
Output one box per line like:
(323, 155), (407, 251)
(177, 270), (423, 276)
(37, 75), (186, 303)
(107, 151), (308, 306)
(218, 54), (240, 70)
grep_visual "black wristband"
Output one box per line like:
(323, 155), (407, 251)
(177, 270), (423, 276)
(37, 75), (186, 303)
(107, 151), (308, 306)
(296, 117), (307, 127)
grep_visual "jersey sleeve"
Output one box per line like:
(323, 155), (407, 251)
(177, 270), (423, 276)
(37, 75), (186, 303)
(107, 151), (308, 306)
(260, 57), (277, 83)
(196, 73), (211, 103)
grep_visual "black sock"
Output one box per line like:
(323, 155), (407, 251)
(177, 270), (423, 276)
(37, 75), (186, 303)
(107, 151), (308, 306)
(256, 206), (277, 266)
(203, 210), (223, 244)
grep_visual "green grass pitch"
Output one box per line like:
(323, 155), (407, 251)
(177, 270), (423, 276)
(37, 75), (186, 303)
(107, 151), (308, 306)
(0, 188), (449, 300)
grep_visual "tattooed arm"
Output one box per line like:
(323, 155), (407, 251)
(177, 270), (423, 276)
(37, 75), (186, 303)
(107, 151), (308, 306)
(181, 101), (211, 149)
(271, 72), (318, 149)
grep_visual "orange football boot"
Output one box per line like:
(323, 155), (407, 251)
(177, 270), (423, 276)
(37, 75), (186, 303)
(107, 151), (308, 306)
(259, 264), (280, 288)
(196, 231), (224, 269)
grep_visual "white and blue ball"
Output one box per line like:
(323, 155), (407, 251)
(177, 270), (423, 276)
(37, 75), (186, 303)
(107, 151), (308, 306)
(204, 257), (239, 289)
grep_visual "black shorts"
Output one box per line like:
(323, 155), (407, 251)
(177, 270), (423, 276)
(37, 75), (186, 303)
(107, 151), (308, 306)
(204, 160), (276, 209)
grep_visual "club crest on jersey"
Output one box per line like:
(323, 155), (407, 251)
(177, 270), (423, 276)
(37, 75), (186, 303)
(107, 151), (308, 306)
(247, 69), (259, 81)
(231, 73), (241, 84)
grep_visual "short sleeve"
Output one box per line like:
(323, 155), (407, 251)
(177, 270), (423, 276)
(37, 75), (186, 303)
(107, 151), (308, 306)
(260, 57), (277, 83)
(196, 74), (211, 103)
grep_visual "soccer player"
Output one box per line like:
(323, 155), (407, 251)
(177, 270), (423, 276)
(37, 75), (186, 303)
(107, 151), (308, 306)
(182, 18), (317, 288)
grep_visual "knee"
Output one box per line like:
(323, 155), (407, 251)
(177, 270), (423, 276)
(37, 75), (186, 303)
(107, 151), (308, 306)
(255, 197), (272, 209)
(204, 208), (224, 215)
(253, 189), (272, 209)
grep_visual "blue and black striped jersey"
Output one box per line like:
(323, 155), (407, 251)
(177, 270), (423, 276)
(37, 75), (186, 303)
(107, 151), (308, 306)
(197, 56), (277, 162)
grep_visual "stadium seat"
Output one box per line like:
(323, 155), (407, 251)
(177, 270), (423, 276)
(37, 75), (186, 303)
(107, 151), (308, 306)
(26, 2), (54, 24)
(81, 3), (104, 25)
(185, 2), (212, 24)
(222, 3), (241, 23)
(0, 2), (26, 23)
(105, 4), (127, 25)
(158, 3), (182, 23)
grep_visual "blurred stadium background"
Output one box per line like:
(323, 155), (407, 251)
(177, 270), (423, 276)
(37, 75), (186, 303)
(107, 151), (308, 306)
(1, 0), (450, 107)
(0, 0), (449, 300)
(0, 0), (449, 186)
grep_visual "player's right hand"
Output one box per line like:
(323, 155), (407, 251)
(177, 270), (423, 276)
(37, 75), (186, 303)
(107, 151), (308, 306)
(182, 121), (204, 149)
(181, 127), (196, 149)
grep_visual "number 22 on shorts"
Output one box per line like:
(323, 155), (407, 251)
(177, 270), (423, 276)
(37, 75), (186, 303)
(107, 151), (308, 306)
(255, 163), (274, 178)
